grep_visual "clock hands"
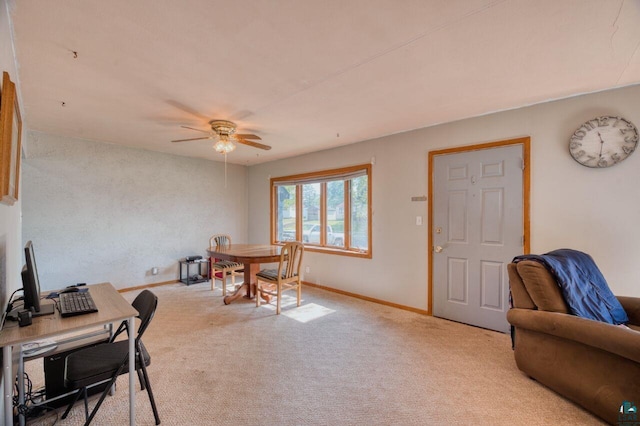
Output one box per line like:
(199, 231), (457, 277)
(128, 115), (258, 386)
(596, 131), (610, 167)
(597, 131), (605, 159)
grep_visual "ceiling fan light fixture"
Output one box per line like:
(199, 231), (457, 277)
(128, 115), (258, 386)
(212, 122), (237, 154)
(214, 138), (236, 154)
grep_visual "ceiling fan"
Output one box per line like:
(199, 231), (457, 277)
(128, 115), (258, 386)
(171, 119), (271, 153)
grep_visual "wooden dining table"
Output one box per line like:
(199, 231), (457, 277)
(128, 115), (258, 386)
(207, 244), (283, 305)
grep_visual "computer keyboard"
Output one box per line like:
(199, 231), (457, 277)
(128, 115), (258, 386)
(59, 291), (98, 317)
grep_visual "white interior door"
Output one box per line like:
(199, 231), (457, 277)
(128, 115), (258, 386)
(432, 144), (524, 333)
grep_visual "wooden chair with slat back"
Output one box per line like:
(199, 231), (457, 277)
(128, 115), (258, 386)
(209, 234), (244, 296)
(255, 241), (304, 314)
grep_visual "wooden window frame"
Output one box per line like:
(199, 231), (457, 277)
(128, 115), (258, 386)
(271, 164), (372, 259)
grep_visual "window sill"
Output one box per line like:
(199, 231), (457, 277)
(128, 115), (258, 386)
(274, 242), (371, 259)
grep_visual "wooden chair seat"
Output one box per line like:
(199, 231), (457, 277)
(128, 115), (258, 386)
(212, 260), (243, 269)
(256, 242), (304, 315)
(256, 269), (297, 281)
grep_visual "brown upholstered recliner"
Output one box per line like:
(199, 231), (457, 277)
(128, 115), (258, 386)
(507, 260), (640, 425)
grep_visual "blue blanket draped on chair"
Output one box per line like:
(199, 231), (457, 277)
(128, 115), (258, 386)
(513, 249), (628, 325)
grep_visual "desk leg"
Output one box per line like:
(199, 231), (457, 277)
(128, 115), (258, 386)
(128, 316), (135, 426)
(18, 348), (24, 426)
(3, 346), (12, 426)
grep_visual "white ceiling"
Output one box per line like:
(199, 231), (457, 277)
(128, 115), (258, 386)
(10, 0), (640, 165)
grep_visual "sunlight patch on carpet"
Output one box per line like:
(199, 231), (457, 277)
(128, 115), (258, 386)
(259, 294), (335, 322)
(282, 303), (335, 323)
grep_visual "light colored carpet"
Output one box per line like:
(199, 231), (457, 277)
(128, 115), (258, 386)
(25, 282), (604, 425)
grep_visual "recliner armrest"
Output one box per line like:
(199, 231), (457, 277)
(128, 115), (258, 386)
(507, 308), (640, 364)
(617, 296), (640, 326)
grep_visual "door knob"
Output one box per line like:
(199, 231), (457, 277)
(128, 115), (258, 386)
(434, 246), (444, 253)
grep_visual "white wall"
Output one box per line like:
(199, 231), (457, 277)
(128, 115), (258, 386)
(0, 0), (20, 418)
(0, 0), (21, 303)
(22, 131), (248, 290)
(248, 84), (640, 309)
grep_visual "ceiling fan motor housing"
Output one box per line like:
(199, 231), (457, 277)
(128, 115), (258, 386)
(209, 120), (237, 136)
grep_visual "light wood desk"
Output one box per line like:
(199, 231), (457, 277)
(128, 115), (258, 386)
(207, 244), (282, 305)
(0, 283), (138, 425)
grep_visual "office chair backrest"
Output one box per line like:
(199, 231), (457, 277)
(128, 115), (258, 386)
(131, 289), (158, 340)
(278, 241), (304, 279)
(210, 234), (232, 248)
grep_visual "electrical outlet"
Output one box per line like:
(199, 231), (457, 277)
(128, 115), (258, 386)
(305, 266), (311, 273)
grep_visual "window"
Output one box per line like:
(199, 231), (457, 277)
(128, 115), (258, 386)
(272, 164), (371, 258)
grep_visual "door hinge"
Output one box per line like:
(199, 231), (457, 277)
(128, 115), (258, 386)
(521, 235), (525, 246)
(519, 158), (525, 170)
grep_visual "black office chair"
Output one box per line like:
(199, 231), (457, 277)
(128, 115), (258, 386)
(61, 289), (161, 425)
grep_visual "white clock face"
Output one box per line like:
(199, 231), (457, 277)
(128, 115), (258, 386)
(569, 116), (639, 168)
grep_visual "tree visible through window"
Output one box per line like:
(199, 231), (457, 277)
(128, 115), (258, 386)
(350, 175), (368, 250)
(275, 185), (296, 242)
(326, 180), (344, 247)
(271, 164), (371, 257)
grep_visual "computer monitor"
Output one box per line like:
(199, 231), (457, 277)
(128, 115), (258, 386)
(21, 240), (54, 316)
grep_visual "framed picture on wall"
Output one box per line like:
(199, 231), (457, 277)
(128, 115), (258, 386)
(0, 71), (22, 205)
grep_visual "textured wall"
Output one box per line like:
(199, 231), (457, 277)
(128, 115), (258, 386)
(1, 0), (21, 418)
(22, 131), (247, 291)
(0, 0), (22, 303)
(248, 84), (640, 310)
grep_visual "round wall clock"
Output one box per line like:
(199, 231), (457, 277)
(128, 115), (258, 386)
(569, 116), (639, 168)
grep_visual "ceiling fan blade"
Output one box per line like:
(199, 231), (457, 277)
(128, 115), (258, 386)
(235, 133), (262, 140)
(181, 125), (210, 134)
(236, 138), (272, 150)
(165, 100), (210, 121)
(171, 136), (213, 143)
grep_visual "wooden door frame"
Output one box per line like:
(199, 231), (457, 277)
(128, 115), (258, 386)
(427, 137), (531, 315)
